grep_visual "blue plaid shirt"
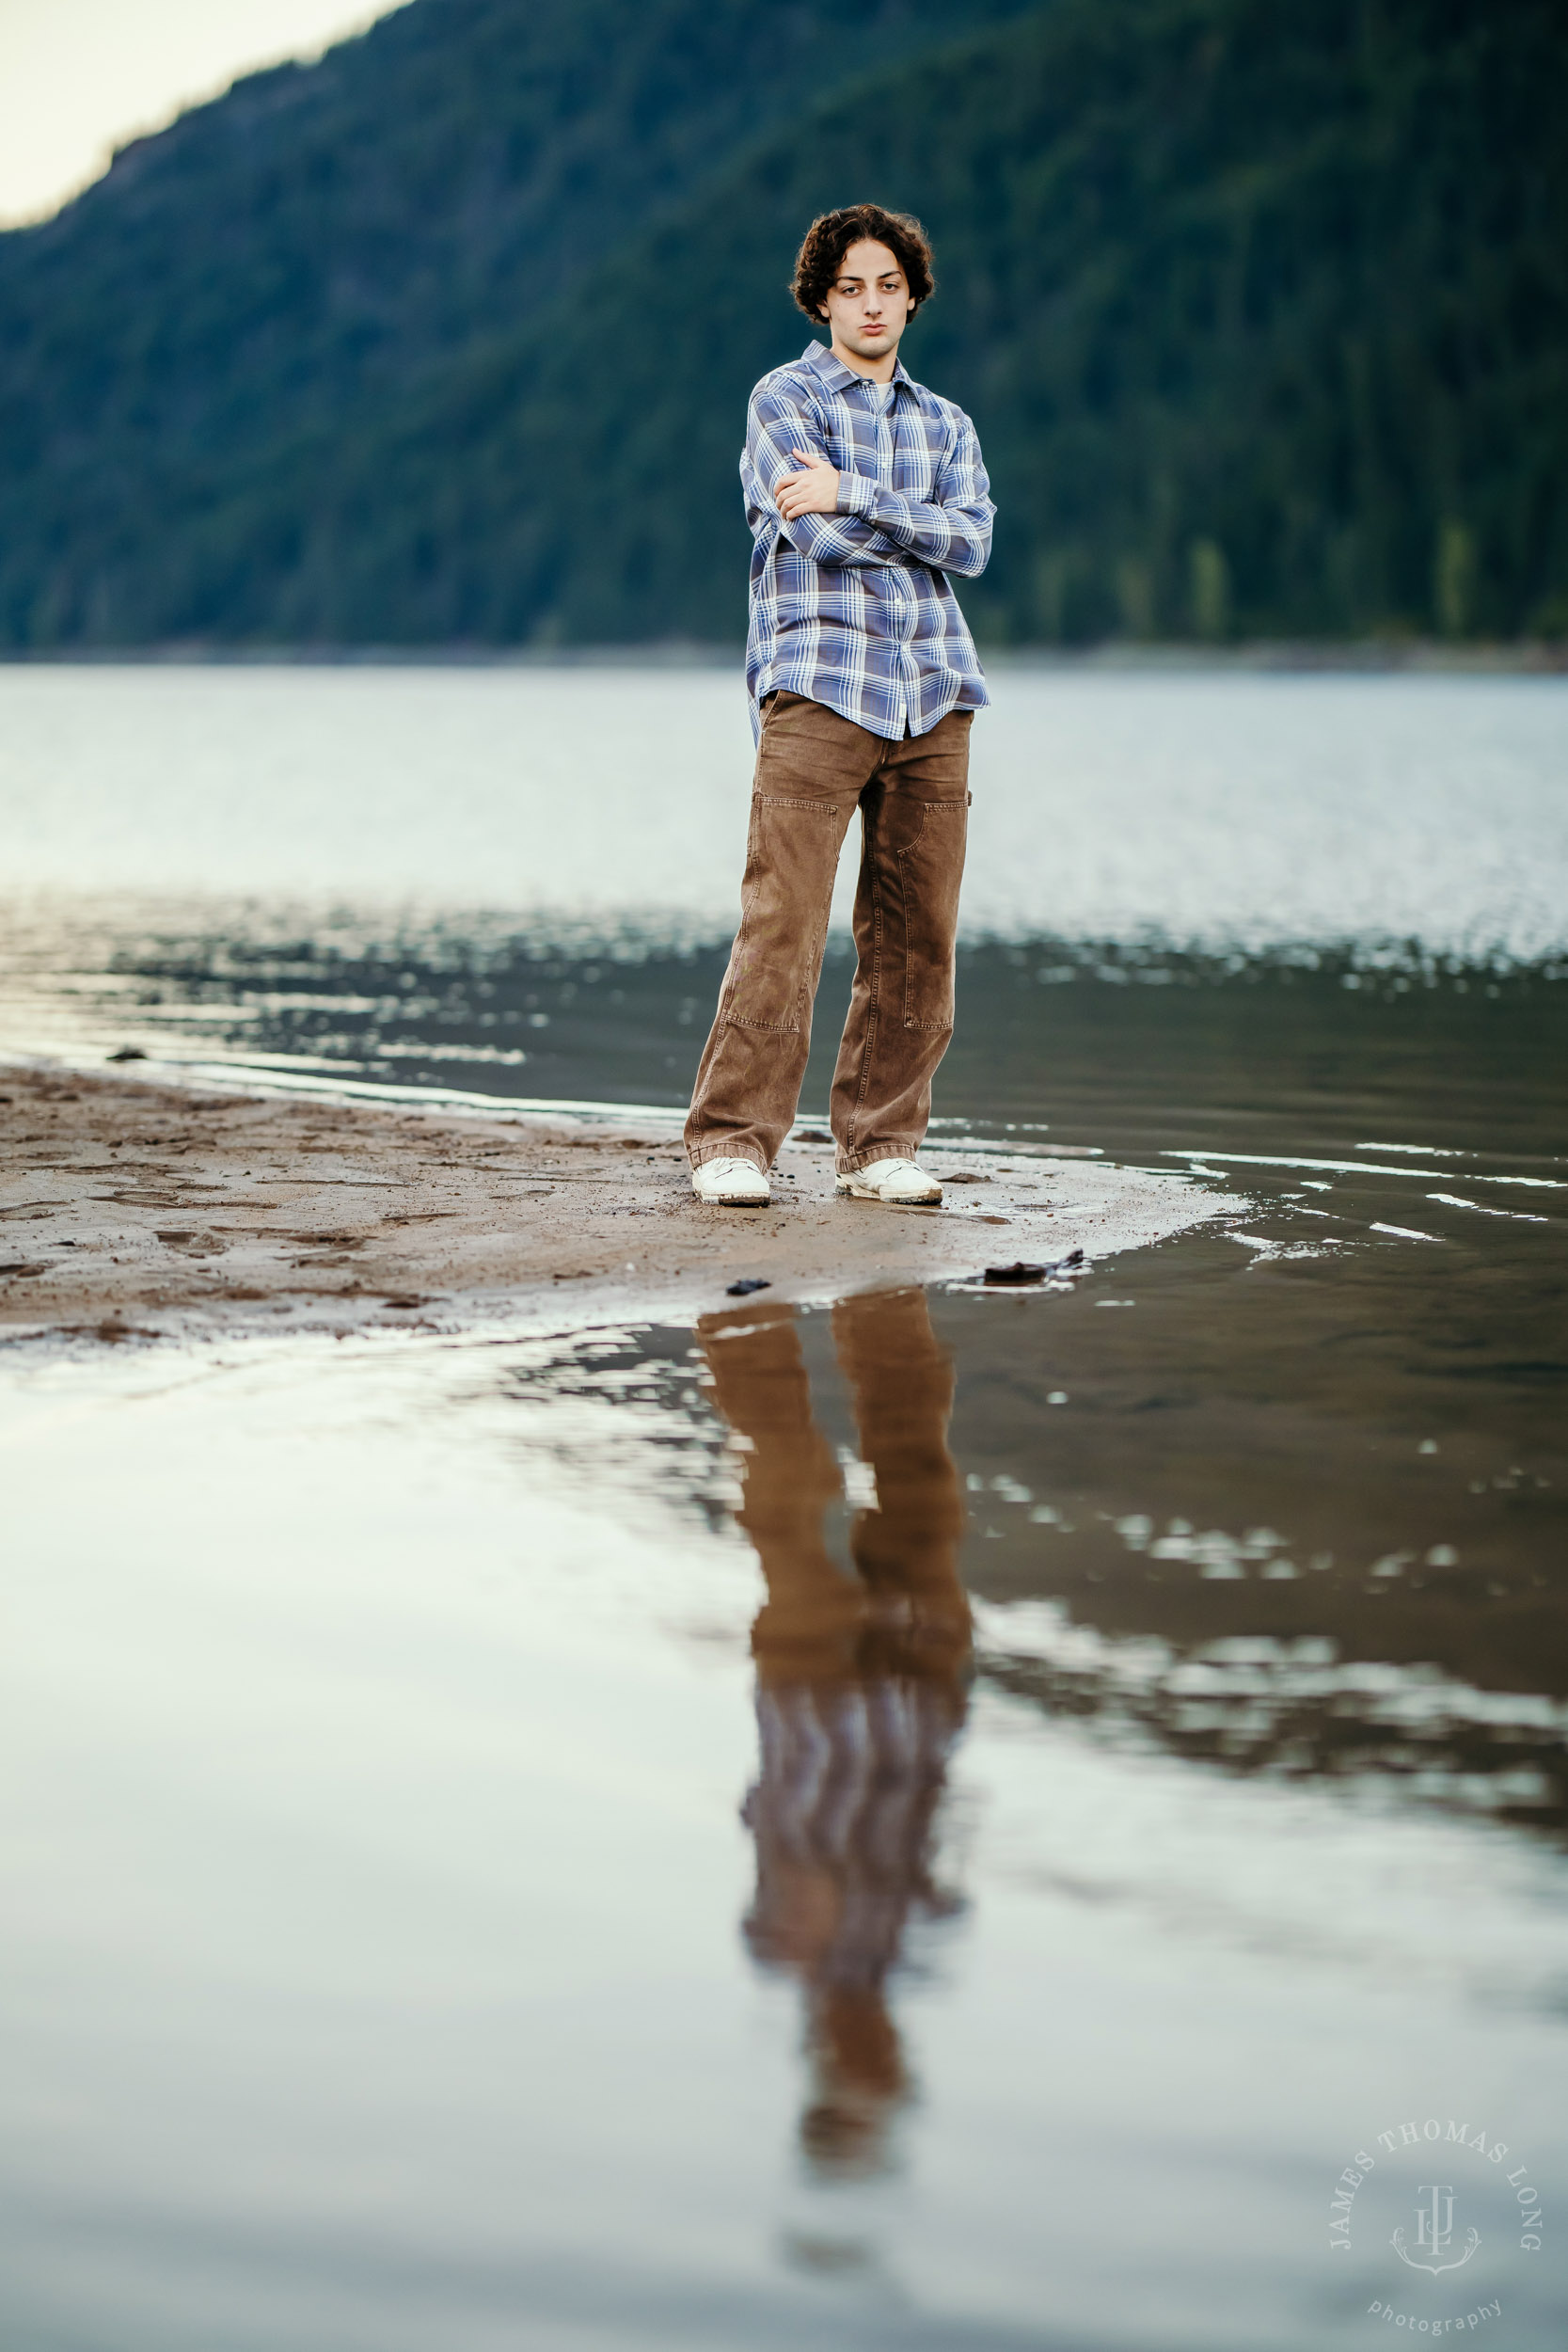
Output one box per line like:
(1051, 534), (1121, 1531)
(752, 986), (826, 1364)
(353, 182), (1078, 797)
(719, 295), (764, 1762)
(741, 341), (993, 742)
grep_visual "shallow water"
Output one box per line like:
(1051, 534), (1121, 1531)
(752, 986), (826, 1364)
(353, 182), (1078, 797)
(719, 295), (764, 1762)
(1, 665), (1565, 956)
(2, 666), (1566, 2347)
(2, 1300), (1564, 2349)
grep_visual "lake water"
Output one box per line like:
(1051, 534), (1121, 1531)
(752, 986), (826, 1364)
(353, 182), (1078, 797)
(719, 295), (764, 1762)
(2, 665), (1566, 2349)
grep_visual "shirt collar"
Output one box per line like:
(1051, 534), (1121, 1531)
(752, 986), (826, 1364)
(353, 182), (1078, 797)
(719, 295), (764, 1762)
(800, 341), (913, 399)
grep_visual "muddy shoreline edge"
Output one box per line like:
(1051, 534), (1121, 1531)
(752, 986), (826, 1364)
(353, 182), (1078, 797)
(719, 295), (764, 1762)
(1, 1060), (1230, 1348)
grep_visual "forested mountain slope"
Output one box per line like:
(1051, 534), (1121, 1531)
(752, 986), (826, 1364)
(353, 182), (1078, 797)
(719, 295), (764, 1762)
(1, 0), (1025, 457)
(2, 0), (1563, 646)
(0, 0), (1029, 643)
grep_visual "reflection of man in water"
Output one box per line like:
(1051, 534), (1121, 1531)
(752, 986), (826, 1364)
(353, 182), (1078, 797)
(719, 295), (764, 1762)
(697, 1286), (970, 2177)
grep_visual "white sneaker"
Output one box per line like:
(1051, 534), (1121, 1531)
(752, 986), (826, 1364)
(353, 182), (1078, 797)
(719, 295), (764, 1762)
(691, 1156), (770, 1206)
(834, 1157), (942, 1206)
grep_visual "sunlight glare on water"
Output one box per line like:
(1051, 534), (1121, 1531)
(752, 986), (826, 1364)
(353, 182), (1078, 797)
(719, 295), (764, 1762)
(0, 665), (1563, 957)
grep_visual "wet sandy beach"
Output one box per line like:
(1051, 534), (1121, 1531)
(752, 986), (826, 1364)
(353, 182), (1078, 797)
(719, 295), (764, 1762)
(0, 1060), (1225, 1344)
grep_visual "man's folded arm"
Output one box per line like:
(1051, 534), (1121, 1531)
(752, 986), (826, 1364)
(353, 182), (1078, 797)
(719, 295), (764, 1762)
(743, 391), (906, 567)
(835, 417), (994, 579)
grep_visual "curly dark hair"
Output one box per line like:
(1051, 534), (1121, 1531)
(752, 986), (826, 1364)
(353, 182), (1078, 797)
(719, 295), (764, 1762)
(791, 204), (936, 323)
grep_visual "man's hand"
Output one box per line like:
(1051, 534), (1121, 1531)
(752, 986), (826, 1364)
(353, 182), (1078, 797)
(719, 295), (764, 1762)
(775, 447), (840, 521)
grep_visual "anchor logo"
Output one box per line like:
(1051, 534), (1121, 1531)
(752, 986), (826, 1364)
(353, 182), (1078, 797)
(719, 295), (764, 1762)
(1392, 2185), (1481, 2277)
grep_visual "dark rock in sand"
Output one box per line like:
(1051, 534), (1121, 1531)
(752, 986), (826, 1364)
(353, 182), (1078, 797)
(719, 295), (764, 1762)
(983, 1248), (1085, 1287)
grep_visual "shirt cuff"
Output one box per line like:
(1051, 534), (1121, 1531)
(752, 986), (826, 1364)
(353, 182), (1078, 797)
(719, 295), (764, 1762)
(837, 472), (876, 517)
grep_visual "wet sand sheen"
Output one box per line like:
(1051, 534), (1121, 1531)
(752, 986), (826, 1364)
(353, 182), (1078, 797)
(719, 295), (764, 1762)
(0, 1061), (1225, 1343)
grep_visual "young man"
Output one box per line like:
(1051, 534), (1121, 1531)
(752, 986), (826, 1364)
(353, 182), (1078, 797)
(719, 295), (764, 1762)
(685, 202), (993, 1208)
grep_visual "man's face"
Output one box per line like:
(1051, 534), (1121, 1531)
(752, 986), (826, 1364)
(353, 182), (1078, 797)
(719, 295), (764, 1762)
(820, 237), (911, 368)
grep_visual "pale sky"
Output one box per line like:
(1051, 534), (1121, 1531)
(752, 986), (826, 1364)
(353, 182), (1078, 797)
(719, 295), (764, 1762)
(0, 0), (409, 226)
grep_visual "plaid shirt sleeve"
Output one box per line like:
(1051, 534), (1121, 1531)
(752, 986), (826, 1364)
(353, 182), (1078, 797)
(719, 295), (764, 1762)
(836, 412), (992, 579)
(743, 382), (906, 568)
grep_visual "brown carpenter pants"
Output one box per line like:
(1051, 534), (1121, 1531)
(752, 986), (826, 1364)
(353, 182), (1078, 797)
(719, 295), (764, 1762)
(685, 691), (973, 1175)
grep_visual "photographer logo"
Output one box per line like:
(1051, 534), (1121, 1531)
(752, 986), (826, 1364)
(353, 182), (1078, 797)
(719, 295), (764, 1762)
(1392, 2185), (1479, 2278)
(1324, 2114), (1545, 2335)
